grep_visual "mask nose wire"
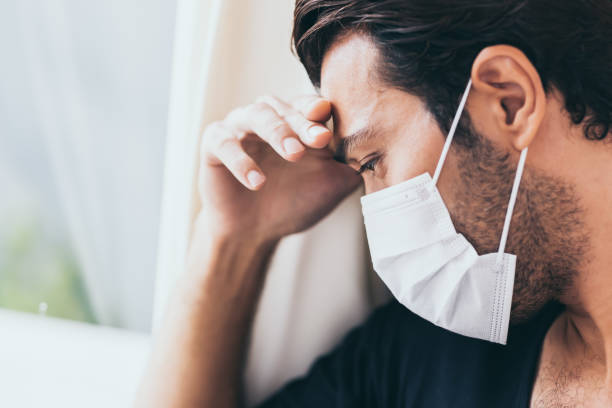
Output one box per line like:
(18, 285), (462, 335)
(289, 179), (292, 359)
(496, 147), (528, 265)
(432, 78), (472, 185)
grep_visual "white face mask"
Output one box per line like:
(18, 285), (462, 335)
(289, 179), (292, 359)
(360, 78), (528, 345)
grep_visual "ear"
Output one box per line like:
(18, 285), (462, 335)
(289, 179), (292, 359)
(470, 45), (546, 151)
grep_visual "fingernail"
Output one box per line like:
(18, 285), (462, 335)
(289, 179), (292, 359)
(307, 125), (329, 142)
(282, 137), (305, 155)
(247, 170), (265, 188)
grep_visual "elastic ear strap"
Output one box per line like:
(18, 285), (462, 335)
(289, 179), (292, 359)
(433, 79), (472, 185)
(496, 147), (528, 265)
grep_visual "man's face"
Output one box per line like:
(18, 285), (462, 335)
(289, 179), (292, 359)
(320, 33), (588, 323)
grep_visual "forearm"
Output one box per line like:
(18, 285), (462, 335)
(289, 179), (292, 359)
(135, 219), (279, 408)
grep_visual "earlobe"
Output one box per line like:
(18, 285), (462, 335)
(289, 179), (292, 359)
(470, 45), (546, 151)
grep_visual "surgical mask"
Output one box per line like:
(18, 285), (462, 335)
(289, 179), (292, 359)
(360, 78), (528, 345)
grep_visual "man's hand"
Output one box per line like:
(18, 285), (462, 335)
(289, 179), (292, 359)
(196, 94), (361, 244)
(135, 95), (361, 408)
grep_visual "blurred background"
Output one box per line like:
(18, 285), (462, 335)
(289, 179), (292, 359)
(0, 0), (382, 406)
(0, 0), (176, 331)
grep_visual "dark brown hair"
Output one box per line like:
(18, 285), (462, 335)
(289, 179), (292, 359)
(292, 0), (612, 140)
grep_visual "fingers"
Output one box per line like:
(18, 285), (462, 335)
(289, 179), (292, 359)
(200, 94), (335, 191)
(256, 95), (332, 149)
(290, 95), (333, 123)
(227, 102), (307, 162)
(202, 122), (266, 190)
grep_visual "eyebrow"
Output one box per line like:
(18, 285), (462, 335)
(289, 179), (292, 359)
(333, 125), (378, 164)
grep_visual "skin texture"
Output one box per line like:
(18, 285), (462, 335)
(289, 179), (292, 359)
(447, 118), (588, 324)
(135, 32), (612, 407)
(321, 33), (611, 407)
(322, 34), (589, 324)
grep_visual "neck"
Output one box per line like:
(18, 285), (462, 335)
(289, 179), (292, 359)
(562, 305), (607, 367)
(556, 126), (612, 387)
(560, 252), (612, 387)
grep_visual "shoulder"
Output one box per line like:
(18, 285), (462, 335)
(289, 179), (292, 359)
(257, 300), (505, 407)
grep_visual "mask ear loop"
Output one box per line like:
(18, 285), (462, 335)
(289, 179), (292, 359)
(496, 147), (528, 266)
(432, 78), (473, 185)
(431, 77), (528, 265)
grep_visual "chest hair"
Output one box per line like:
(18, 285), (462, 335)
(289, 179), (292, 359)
(530, 350), (610, 407)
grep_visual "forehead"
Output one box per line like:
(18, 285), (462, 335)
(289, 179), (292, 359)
(319, 33), (430, 159)
(320, 33), (382, 138)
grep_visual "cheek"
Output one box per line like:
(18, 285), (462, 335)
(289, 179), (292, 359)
(363, 177), (387, 195)
(384, 130), (446, 186)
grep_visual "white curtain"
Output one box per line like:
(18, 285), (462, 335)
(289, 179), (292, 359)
(155, 0), (390, 405)
(3, 0), (176, 331)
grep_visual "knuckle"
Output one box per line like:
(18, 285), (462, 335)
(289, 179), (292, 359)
(249, 101), (271, 116)
(264, 120), (293, 141)
(285, 112), (310, 131)
(206, 137), (235, 166)
(255, 94), (275, 105)
(224, 106), (246, 122)
(230, 155), (253, 175)
(201, 121), (223, 151)
(216, 136), (237, 153)
(203, 120), (223, 137)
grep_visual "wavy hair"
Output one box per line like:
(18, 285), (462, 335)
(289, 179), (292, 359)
(292, 0), (611, 140)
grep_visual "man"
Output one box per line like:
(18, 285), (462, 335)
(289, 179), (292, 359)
(136, 0), (612, 406)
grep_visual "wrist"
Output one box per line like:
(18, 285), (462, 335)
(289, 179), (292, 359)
(183, 220), (279, 300)
(193, 209), (281, 251)
(209, 229), (280, 253)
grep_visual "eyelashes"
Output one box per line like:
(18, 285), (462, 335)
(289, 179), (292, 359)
(357, 155), (382, 174)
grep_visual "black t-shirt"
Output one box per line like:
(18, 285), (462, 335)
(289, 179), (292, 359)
(257, 299), (564, 408)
